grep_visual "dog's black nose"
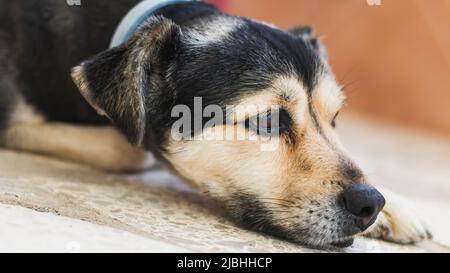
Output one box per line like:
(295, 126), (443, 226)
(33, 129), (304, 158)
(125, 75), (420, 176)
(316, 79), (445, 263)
(341, 184), (385, 230)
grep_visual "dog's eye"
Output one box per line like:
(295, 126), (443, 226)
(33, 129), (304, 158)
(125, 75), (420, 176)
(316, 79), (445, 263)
(245, 109), (291, 136)
(245, 114), (272, 136)
(331, 112), (339, 128)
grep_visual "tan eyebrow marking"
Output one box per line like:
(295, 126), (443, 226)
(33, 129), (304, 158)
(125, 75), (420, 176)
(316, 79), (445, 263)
(228, 93), (274, 123)
(227, 75), (310, 132)
(271, 75), (307, 101)
(312, 74), (346, 119)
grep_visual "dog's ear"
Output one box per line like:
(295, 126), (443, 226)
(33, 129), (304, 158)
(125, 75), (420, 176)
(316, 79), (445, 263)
(71, 16), (181, 147)
(289, 25), (328, 60)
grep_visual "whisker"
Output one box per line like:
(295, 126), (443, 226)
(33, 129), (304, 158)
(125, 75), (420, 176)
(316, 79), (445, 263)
(260, 202), (294, 208)
(258, 197), (296, 204)
(259, 201), (296, 209)
(265, 209), (292, 214)
(275, 215), (300, 222)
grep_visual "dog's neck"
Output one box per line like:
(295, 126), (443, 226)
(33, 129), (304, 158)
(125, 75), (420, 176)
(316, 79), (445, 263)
(110, 0), (198, 48)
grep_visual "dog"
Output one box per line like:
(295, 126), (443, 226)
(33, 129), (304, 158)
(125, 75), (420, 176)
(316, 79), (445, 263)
(0, 0), (431, 248)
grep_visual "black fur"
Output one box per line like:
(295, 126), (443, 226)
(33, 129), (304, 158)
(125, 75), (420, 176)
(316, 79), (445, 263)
(227, 191), (293, 241)
(75, 16), (182, 146)
(0, 0), (141, 127)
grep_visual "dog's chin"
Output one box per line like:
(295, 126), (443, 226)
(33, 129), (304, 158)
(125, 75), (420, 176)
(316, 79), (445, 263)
(330, 237), (355, 248)
(298, 222), (362, 249)
(301, 235), (356, 249)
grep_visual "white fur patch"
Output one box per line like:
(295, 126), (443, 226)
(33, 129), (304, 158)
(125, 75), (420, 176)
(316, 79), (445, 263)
(183, 16), (243, 46)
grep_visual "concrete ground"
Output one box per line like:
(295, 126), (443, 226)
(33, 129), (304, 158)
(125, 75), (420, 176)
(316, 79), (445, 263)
(0, 112), (449, 252)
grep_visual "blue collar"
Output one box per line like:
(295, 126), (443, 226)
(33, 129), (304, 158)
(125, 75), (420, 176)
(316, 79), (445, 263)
(110, 0), (198, 48)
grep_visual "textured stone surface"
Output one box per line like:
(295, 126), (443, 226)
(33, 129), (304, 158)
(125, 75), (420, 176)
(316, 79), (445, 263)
(0, 112), (449, 252)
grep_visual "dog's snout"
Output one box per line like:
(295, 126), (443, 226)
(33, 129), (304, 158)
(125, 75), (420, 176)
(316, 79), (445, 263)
(341, 184), (385, 230)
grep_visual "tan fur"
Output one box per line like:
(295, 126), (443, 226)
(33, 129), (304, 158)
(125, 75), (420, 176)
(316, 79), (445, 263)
(2, 122), (154, 172)
(312, 74), (346, 121)
(166, 74), (347, 192)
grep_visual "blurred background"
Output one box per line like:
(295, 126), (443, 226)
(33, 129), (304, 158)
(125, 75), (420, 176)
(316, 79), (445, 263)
(209, 0), (450, 138)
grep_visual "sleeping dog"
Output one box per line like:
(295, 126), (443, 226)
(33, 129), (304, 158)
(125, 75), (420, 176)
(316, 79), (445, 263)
(0, 0), (431, 247)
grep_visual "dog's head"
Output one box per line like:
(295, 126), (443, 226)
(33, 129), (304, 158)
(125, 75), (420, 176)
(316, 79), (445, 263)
(71, 12), (385, 247)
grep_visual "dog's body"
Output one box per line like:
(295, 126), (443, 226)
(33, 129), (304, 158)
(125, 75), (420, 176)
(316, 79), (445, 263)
(0, 0), (430, 247)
